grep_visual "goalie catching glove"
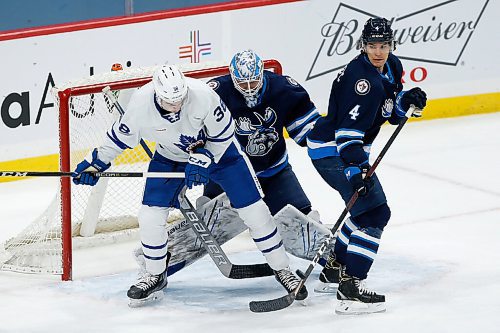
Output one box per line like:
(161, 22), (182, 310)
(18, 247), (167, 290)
(185, 148), (214, 189)
(72, 148), (110, 186)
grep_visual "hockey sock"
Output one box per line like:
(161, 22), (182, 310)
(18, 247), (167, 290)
(332, 217), (359, 265)
(237, 200), (289, 270)
(344, 227), (381, 279)
(138, 205), (171, 275)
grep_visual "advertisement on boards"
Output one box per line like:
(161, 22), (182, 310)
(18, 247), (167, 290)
(0, 0), (498, 163)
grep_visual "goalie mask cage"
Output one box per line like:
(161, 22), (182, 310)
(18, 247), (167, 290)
(0, 59), (282, 281)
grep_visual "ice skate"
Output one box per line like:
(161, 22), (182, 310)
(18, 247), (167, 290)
(127, 252), (170, 307)
(335, 274), (386, 314)
(274, 267), (308, 301)
(315, 256), (343, 293)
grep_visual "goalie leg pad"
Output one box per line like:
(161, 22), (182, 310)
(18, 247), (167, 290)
(273, 205), (334, 261)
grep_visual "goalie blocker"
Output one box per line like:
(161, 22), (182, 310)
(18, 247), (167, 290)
(134, 193), (335, 276)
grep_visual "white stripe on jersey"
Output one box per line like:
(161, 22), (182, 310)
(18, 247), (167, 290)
(306, 139), (337, 149)
(292, 121), (315, 143)
(286, 107), (319, 132)
(335, 129), (364, 140)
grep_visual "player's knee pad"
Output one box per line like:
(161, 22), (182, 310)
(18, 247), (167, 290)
(352, 203), (391, 230)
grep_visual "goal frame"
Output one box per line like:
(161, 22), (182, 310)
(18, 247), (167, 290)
(56, 59), (282, 280)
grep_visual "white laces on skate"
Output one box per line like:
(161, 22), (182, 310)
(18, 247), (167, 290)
(355, 279), (376, 296)
(135, 273), (160, 291)
(276, 268), (300, 291)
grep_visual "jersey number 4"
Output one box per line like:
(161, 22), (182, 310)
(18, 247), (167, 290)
(349, 105), (360, 120)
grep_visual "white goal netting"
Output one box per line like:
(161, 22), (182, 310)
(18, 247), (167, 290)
(0, 60), (247, 278)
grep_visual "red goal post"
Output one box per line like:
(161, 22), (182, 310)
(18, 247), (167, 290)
(0, 59), (282, 281)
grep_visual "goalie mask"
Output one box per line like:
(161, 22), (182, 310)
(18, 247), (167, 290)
(229, 50), (264, 100)
(152, 64), (188, 112)
(357, 17), (396, 51)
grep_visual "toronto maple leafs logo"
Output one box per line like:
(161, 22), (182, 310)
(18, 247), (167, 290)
(174, 131), (207, 153)
(235, 107), (278, 156)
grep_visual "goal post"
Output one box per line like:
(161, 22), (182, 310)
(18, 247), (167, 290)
(0, 59), (282, 281)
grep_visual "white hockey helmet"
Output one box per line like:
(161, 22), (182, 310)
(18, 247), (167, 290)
(229, 50), (264, 98)
(152, 64), (188, 112)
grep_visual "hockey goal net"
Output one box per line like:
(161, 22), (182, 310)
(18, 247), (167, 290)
(0, 59), (282, 280)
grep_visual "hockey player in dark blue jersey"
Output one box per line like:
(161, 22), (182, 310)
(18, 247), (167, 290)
(307, 18), (427, 314)
(204, 49), (321, 218)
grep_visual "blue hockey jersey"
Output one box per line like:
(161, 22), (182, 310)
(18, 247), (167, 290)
(209, 71), (320, 177)
(307, 52), (404, 165)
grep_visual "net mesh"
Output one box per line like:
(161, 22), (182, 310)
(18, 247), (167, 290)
(0, 61), (230, 276)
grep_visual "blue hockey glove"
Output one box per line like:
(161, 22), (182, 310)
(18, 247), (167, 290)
(185, 148), (214, 189)
(344, 164), (373, 197)
(72, 148), (110, 186)
(396, 87), (427, 118)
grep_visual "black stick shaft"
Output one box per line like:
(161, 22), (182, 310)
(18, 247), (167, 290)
(249, 107), (416, 312)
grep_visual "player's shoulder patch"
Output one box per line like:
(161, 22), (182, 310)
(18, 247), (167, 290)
(354, 79), (370, 95)
(207, 80), (219, 90)
(285, 76), (300, 86)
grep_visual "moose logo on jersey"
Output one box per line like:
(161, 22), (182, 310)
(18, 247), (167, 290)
(235, 107), (278, 156)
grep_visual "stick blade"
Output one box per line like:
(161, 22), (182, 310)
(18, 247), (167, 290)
(249, 294), (295, 313)
(229, 263), (274, 279)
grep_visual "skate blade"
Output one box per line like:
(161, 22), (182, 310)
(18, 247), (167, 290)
(128, 290), (165, 308)
(335, 300), (386, 315)
(314, 281), (338, 294)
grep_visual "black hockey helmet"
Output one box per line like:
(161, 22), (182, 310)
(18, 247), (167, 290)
(357, 17), (396, 50)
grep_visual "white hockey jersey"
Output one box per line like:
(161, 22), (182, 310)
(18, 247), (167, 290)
(97, 77), (235, 164)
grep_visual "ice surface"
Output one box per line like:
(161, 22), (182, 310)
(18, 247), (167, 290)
(0, 113), (499, 332)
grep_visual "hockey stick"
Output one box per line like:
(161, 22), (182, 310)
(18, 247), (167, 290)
(178, 187), (275, 279)
(249, 106), (418, 313)
(0, 171), (184, 178)
(102, 86), (154, 158)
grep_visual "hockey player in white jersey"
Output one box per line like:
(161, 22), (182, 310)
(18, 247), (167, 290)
(72, 64), (307, 306)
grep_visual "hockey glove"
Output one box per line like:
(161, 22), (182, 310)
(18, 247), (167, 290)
(72, 148), (110, 186)
(344, 164), (373, 197)
(396, 87), (427, 118)
(185, 148), (214, 189)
